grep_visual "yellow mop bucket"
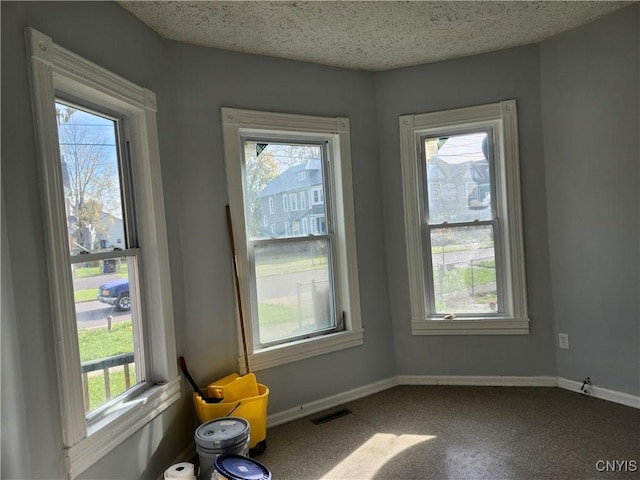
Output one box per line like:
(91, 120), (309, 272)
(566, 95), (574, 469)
(193, 373), (269, 450)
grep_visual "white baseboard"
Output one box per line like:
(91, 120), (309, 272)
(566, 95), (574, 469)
(396, 375), (558, 387)
(557, 377), (640, 409)
(265, 375), (639, 429)
(267, 377), (398, 427)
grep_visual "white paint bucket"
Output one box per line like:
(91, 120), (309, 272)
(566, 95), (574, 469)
(195, 417), (250, 480)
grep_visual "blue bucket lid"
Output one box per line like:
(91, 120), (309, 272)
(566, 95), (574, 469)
(214, 454), (271, 480)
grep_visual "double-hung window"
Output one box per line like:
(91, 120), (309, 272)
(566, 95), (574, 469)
(222, 109), (363, 371)
(400, 100), (528, 335)
(27, 28), (178, 477)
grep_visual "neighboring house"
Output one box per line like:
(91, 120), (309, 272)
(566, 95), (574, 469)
(258, 151), (491, 236)
(425, 133), (492, 223)
(427, 155), (492, 222)
(258, 159), (327, 237)
(94, 211), (124, 250)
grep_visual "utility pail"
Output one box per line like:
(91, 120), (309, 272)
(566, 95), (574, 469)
(195, 417), (250, 480)
(212, 454), (271, 480)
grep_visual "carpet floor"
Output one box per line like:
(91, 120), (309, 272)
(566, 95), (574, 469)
(255, 386), (639, 479)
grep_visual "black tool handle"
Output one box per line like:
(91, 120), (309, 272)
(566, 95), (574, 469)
(179, 356), (201, 395)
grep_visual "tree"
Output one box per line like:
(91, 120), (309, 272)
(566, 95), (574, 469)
(244, 143), (278, 237)
(270, 144), (321, 169)
(56, 104), (120, 253)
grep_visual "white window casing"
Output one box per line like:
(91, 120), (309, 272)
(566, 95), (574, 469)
(222, 108), (363, 371)
(26, 27), (179, 478)
(399, 100), (529, 335)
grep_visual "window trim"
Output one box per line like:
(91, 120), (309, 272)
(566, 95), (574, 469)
(399, 100), (529, 335)
(27, 27), (179, 477)
(222, 108), (363, 372)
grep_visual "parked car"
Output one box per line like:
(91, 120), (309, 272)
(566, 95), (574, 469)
(97, 278), (130, 311)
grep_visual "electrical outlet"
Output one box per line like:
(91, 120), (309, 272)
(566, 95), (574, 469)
(558, 333), (569, 350)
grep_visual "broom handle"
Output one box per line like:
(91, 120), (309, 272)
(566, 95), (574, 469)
(226, 205), (251, 374)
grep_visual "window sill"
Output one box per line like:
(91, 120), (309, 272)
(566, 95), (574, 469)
(66, 376), (181, 479)
(240, 329), (364, 372)
(411, 317), (530, 335)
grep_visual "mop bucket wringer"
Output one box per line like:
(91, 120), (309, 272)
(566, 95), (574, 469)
(193, 373), (269, 451)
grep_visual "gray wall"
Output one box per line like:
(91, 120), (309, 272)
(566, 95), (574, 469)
(376, 45), (557, 376)
(540, 6), (640, 396)
(163, 40), (396, 412)
(1, 198), (32, 479)
(0, 2), (190, 479)
(1, 2), (394, 478)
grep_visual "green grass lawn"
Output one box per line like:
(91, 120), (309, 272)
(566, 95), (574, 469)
(257, 302), (301, 325)
(434, 262), (497, 312)
(86, 369), (137, 412)
(436, 262), (496, 294)
(78, 321), (134, 362)
(79, 322), (136, 411)
(256, 256), (327, 277)
(75, 288), (98, 303)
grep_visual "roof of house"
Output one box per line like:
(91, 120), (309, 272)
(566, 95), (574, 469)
(259, 159), (322, 197)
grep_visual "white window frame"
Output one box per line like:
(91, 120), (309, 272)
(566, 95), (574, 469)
(300, 191), (307, 210)
(399, 99), (528, 335)
(282, 193), (289, 211)
(290, 192), (298, 211)
(26, 28), (179, 478)
(268, 196), (275, 214)
(222, 108), (363, 372)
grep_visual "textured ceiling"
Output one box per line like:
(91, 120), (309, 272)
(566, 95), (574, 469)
(118, 1), (633, 71)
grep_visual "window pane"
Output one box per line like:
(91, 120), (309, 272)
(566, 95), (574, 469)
(73, 257), (139, 413)
(254, 240), (334, 345)
(430, 225), (497, 314)
(56, 102), (125, 255)
(244, 141), (325, 240)
(424, 132), (493, 224)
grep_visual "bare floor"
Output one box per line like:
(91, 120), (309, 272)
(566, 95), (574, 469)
(256, 386), (640, 479)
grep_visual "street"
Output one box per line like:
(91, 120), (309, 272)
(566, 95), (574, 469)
(73, 270), (130, 329)
(75, 300), (131, 329)
(431, 247), (494, 267)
